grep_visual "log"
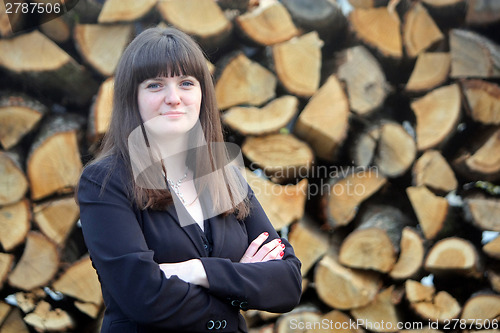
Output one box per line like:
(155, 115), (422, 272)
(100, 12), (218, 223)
(23, 300), (75, 332)
(461, 79), (500, 125)
(245, 168), (307, 230)
(453, 126), (500, 181)
(0, 253), (13, 290)
(463, 196), (500, 232)
(88, 77), (114, 144)
(0, 30), (98, 106)
(0, 151), (28, 206)
(450, 29), (500, 78)
(242, 133), (314, 183)
(27, 114), (84, 201)
(324, 168), (387, 228)
(412, 150), (458, 193)
(33, 196), (80, 246)
(294, 75), (349, 161)
(350, 286), (401, 333)
(235, 1), (299, 46)
(222, 95), (298, 136)
(314, 254), (382, 310)
(74, 23), (133, 77)
(97, 0), (157, 23)
(374, 122), (416, 177)
(215, 52), (277, 110)
(389, 227), (425, 280)
(403, 2), (444, 58)
(0, 94), (47, 150)
(74, 301), (102, 319)
(157, 0), (232, 50)
(461, 294), (500, 323)
(0, 307), (29, 333)
(39, 16), (72, 44)
(349, 7), (402, 59)
(52, 256), (102, 306)
(465, 0), (500, 26)
(281, 0), (347, 43)
(305, 309), (363, 333)
(406, 186), (449, 240)
(405, 52), (451, 93)
(337, 45), (390, 116)
(8, 232), (59, 291)
(487, 269), (500, 294)
(14, 288), (45, 314)
(405, 279), (461, 323)
(483, 236), (500, 260)
(424, 237), (481, 278)
(274, 305), (321, 333)
(0, 302), (9, 326)
(271, 31), (323, 97)
(287, 216), (329, 276)
(350, 126), (379, 167)
(0, 200), (30, 252)
(410, 83), (461, 151)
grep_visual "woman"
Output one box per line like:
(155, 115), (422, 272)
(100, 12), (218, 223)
(77, 27), (302, 333)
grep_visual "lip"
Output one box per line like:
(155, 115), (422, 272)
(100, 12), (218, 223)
(161, 111), (186, 117)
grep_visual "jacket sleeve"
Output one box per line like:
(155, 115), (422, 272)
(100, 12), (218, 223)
(77, 162), (239, 332)
(200, 186), (302, 313)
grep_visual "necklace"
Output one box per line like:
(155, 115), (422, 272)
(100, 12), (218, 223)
(166, 167), (188, 204)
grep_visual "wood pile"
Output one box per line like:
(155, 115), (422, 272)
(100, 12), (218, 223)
(0, 0), (500, 332)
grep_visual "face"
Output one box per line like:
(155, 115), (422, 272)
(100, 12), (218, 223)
(137, 75), (202, 138)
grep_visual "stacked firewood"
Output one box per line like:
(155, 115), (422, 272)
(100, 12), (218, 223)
(0, 0), (499, 332)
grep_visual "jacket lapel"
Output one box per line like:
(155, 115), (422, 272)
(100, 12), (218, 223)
(209, 214), (226, 258)
(165, 205), (205, 257)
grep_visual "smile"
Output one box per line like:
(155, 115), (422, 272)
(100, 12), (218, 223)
(160, 111), (186, 117)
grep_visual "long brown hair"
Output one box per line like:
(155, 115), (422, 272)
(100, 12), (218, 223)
(86, 27), (250, 219)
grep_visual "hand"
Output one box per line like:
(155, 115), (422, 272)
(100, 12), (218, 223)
(159, 259), (209, 288)
(240, 232), (285, 263)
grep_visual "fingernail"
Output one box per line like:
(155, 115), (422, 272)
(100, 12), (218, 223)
(263, 232), (269, 236)
(277, 239), (282, 243)
(281, 244), (285, 248)
(280, 251), (284, 257)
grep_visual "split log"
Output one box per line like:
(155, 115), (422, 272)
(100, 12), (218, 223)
(465, 0), (500, 26)
(294, 75), (349, 161)
(389, 227), (425, 280)
(453, 126), (500, 181)
(222, 95), (298, 136)
(88, 77), (114, 144)
(0, 200), (30, 252)
(272, 31), (323, 97)
(450, 29), (500, 78)
(74, 301), (102, 319)
(324, 168), (387, 228)
(0, 0), (19, 38)
(405, 279), (461, 323)
(274, 305), (321, 333)
(215, 52), (277, 110)
(403, 2), (444, 58)
(157, 0), (232, 50)
(287, 217), (329, 276)
(0, 253), (13, 290)
(0, 151), (28, 206)
(374, 122), (416, 177)
(74, 23), (133, 77)
(0, 302), (9, 326)
(424, 237), (482, 278)
(412, 150), (458, 193)
(350, 286), (401, 333)
(406, 186), (449, 240)
(483, 236), (500, 260)
(0, 94), (47, 150)
(405, 52), (451, 93)
(244, 168), (307, 230)
(281, 0), (347, 43)
(461, 294), (500, 323)
(39, 16), (72, 44)
(350, 126), (379, 167)
(305, 310), (363, 333)
(487, 269), (500, 294)
(27, 114), (84, 201)
(242, 133), (314, 183)
(463, 196), (500, 232)
(337, 45), (390, 116)
(97, 0), (157, 23)
(33, 196), (80, 246)
(52, 256), (102, 306)
(0, 307), (30, 333)
(23, 301), (74, 332)
(314, 254), (382, 310)
(8, 232), (59, 291)
(0, 30), (98, 106)
(235, 1), (299, 46)
(349, 7), (402, 59)
(461, 79), (500, 125)
(410, 83), (461, 151)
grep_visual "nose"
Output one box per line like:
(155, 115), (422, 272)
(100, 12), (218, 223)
(164, 86), (181, 105)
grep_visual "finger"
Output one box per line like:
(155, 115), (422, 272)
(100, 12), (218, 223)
(242, 232), (269, 259)
(253, 238), (282, 262)
(262, 243), (285, 262)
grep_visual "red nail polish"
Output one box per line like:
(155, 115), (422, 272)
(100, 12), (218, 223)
(281, 244), (285, 248)
(280, 251), (284, 257)
(277, 239), (282, 243)
(263, 232), (269, 236)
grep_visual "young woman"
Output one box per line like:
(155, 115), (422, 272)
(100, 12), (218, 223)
(77, 27), (302, 333)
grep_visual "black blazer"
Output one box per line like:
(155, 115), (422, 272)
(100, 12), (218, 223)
(77, 156), (302, 333)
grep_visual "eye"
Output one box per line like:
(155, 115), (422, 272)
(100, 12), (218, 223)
(146, 82), (161, 89)
(180, 80), (195, 87)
